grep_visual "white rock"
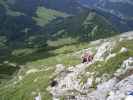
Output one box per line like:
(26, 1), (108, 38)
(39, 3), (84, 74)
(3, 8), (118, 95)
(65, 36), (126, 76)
(68, 66), (74, 71)
(85, 72), (91, 77)
(120, 47), (128, 53)
(49, 64), (90, 98)
(94, 42), (115, 61)
(82, 77), (93, 89)
(108, 91), (115, 96)
(107, 75), (133, 100)
(90, 39), (102, 45)
(45, 67), (51, 71)
(107, 93), (125, 100)
(101, 74), (110, 82)
(53, 97), (60, 100)
(119, 38), (124, 42)
(55, 64), (65, 74)
(95, 77), (101, 84)
(26, 69), (39, 75)
(114, 57), (133, 76)
(18, 76), (23, 80)
(125, 95), (133, 100)
(85, 78), (118, 100)
(3, 61), (9, 64)
(34, 78), (38, 82)
(9, 63), (17, 67)
(120, 31), (133, 38)
(121, 57), (133, 69)
(35, 93), (41, 100)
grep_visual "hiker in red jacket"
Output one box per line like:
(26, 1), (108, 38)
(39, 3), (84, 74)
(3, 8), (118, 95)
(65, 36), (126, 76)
(81, 51), (93, 63)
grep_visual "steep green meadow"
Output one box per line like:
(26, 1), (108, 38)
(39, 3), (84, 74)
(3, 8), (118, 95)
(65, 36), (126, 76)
(33, 6), (67, 27)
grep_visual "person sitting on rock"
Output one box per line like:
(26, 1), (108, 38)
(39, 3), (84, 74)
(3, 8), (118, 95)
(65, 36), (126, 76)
(81, 51), (93, 63)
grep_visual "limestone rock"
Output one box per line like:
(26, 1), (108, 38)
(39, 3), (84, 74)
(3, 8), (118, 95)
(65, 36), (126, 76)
(35, 93), (41, 100)
(55, 64), (65, 74)
(94, 42), (115, 61)
(114, 57), (133, 77)
(107, 75), (133, 100)
(26, 69), (39, 75)
(120, 47), (128, 53)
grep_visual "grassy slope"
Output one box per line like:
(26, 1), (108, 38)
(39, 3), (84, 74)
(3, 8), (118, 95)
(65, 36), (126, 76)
(0, 38), (91, 100)
(43, 11), (118, 42)
(33, 6), (67, 27)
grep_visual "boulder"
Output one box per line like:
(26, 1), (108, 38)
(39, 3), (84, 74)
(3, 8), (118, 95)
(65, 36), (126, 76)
(55, 64), (65, 74)
(125, 95), (133, 100)
(35, 93), (41, 100)
(120, 47), (128, 53)
(26, 69), (39, 75)
(114, 57), (133, 77)
(94, 42), (115, 61)
(107, 75), (133, 100)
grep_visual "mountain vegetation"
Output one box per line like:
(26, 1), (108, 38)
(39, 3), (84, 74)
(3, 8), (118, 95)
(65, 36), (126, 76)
(0, 0), (133, 100)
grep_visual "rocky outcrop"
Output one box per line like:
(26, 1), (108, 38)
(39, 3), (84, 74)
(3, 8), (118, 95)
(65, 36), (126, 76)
(35, 92), (41, 100)
(115, 57), (133, 78)
(75, 78), (118, 100)
(119, 31), (133, 41)
(119, 47), (128, 53)
(94, 42), (115, 61)
(49, 53), (133, 100)
(48, 32), (133, 100)
(48, 63), (92, 100)
(107, 75), (133, 100)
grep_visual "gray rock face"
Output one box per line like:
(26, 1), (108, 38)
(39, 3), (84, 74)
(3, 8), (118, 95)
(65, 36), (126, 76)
(35, 93), (41, 100)
(119, 47), (128, 53)
(83, 78), (118, 100)
(49, 56), (133, 100)
(115, 57), (133, 77)
(107, 75), (133, 100)
(49, 63), (95, 100)
(49, 54), (133, 100)
(94, 42), (115, 61)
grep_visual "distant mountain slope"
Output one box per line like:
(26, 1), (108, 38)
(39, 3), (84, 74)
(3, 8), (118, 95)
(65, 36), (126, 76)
(78, 0), (133, 32)
(94, 9), (133, 32)
(79, 0), (133, 19)
(4, 0), (85, 15)
(0, 0), (66, 46)
(44, 10), (118, 41)
(33, 6), (67, 27)
(42, 0), (86, 14)
(38, 0), (133, 32)
(0, 0), (119, 49)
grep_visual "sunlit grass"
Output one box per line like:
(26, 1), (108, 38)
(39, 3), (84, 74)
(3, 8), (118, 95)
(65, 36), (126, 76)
(33, 6), (67, 27)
